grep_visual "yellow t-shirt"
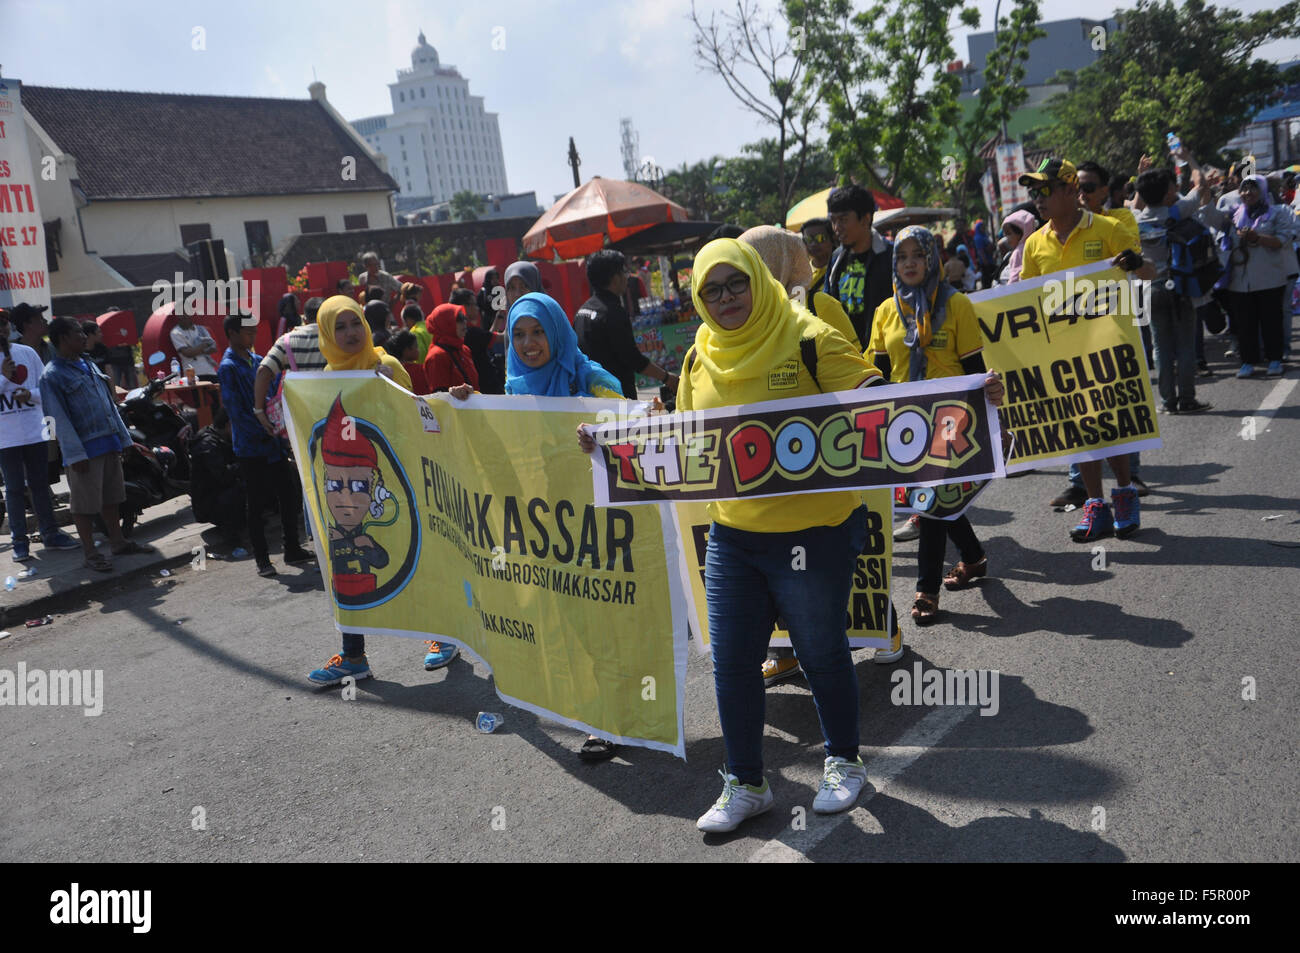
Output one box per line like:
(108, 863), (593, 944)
(1098, 206), (1140, 257)
(677, 312), (880, 533)
(811, 291), (862, 350)
(1019, 210), (1128, 279)
(868, 293), (983, 384)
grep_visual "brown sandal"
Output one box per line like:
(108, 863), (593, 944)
(911, 592), (940, 625)
(943, 556), (987, 590)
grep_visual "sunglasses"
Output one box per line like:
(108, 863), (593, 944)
(803, 233), (830, 246)
(325, 478), (370, 494)
(1028, 183), (1061, 200)
(697, 274), (751, 303)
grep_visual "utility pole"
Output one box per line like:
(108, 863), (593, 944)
(567, 137), (581, 189)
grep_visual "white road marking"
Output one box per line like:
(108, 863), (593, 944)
(747, 705), (975, 862)
(1248, 377), (1298, 434)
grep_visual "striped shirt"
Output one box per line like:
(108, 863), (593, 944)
(259, 324), (328, 375)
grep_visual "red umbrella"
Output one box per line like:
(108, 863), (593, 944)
(523, 177), (688, 260)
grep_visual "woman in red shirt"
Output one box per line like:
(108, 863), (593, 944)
(423, 304), (479, 392)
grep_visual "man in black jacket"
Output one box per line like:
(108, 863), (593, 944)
(189, 407), (246, 549)
(574, 249), (676, 399)
(823, 185), (894, 347)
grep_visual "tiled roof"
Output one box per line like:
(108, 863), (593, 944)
(22, 85), (398, 201)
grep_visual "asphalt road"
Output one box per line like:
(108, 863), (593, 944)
(3, 341), (1297, 863)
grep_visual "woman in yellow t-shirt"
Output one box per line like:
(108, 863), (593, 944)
(867, 226), (1004, 625)
(581, 238), (884, 833)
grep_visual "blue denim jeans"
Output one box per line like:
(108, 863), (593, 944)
(0, 441), (60, 544)
(706, 506), (867, 785)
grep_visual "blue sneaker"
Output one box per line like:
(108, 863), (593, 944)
(424, 641), (459, 670)
(1112, 486), (1140, 539)
(1069, 498), (1114, 543)
(1267, 361), (1284, 377)
(1236, 364), (1255, 378)
(41, 531), (80, 551)
(12, 537), (32, 562)
(308, 654), (373, 687)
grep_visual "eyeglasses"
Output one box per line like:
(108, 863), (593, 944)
(803, 233), (830, 247)
(1028, 183), (1060, 200)
(697, 274), (751, 303)
(325, 478), (370, 494)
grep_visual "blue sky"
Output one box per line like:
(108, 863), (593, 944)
(4, 0), (1297, 207)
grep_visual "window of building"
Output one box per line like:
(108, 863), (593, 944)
(420, 87), (426, 98)
(344, 214), (369, 231)
(399, 91), (405, 102)
(299, 216), (327, 234)
(402, 151), (407, 161)
(400, 135), (404, 145)
(243, 220), (272, 263)
(179, 223), (212, 246)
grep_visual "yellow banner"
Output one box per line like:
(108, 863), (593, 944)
(970, 262), (1162, 472)
(672, 491), (895, 651)
(282, 373), (689, 757)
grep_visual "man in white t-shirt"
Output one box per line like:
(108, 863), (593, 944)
(169, 314), (219, 379)
(0, 309), (81, 562)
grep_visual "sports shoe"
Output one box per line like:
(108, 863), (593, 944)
(284, 546), (316, 564)
(893, 514), (921, 541)
(762, 656), (802, 687)
(12, 537), (32, 562)
(1236, 364), (1256, 378)
(873, 626), (905, 664)
(424, 641), (459, 670)
(308, 654), (373, 686)
(1176, 400), (1211, 413)
(1130, 476), (1150, 497)
(257, 561), (278, 577)
(1267, 361), (1284, 377)
(41, 531), (80, 551)
(696, 770), (773, 832)
(1069, 499), (1114, 543)
(812, 756), (868, 814)
(1049, 485), (1087, 509)
(1159, 402), (1179, 414)
(1112, 486), (1140, 540)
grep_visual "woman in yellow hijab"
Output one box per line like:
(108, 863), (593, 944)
(666, 239), (882, 832)
(315, 294), (413, 390)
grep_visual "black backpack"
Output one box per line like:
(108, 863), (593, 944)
(1165, 206), (1223, 298)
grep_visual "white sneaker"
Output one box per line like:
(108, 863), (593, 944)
(893, 514), (921, 541)
(873, 627), (905, 664)
(812, 756), (868, 814)
(696, 770), (774, 832)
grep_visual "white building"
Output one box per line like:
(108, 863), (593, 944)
(352, 32), (509, 210)
(21, 82), (397, 294)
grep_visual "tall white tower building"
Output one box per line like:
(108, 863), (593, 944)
(351, 31), (509, 210)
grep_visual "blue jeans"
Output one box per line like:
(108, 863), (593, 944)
(1151, 290), (1197, 406)
(706, 506), (867, 785)
(0, 441), (60, 544)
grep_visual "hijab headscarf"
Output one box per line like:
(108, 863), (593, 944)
(505, 293), (621, 397)
(972, 220), (995, 267)
(739, 225), (812, 295)
(689, 239), (801, 383)
(316, 295), (411, 389)
(425, 304), (477, 387)
(1001, 209), (1039, 283)
(892, 225), (956, 383)
(1234, 174), (1273, 230)
(503, 261), (543, 296)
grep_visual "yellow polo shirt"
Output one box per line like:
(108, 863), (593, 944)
(1098, 206), (1140, 257)
(1019, 210), (1128, 279)
(868, 293), (983, 384)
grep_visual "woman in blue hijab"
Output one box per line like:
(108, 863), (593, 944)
(505, 292), (623, 398)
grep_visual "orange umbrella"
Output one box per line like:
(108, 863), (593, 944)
(523, 177), (688, 260)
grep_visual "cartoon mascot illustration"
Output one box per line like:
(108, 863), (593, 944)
(321, 395), (398, 598)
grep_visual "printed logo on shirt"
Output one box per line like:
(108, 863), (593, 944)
(768, 359), (800, 391)
(1083, 240), (1103, 260)
(928, 329), (950, 350)
(838, 260), (869, 315)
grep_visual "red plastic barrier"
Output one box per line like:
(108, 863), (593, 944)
(484, 238), (517, 276)
(96, 309), (138, 348)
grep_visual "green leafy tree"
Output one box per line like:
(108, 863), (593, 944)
(661, 157), (727, 220)
(787, 0), (980, 201)
(716, 138), (838, 226)
(1044, 0), (1300, 171)
(450, 190), (487, 222)
(690, 0), (818, 210)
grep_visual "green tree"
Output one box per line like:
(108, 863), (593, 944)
(716, 138), (838, 226)
(450, 190), (487, 222)
(661, 157), (727, 220)
(1044, 0), (1300, 171)
(690, 0), (818, 210)
(787, 0), (980, 201)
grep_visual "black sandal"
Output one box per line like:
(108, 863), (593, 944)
(578, 736), (620, 762)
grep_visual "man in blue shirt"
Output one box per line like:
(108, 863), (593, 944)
(38, 317), (153, 572)
(217, 313), (313, 577)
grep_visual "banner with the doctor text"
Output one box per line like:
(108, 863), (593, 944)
(282, 373), (690, 758)
(969, 262), (1162, 473)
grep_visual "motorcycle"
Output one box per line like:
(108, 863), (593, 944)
(111, 357), (196, 536)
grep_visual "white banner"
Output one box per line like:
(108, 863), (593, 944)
(0, 79), (50, 312)
(980, 169), (1001, 229)
(994, 142), (1029, 212)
